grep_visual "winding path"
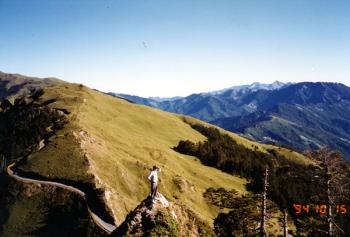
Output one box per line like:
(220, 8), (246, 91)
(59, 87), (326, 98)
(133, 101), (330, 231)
(7, 163), (117, 234)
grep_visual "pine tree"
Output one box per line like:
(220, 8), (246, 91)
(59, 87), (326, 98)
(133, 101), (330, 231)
(260, 166), (269, 237)
(283, 209), (288, 237)
(306, 147), (349, 236)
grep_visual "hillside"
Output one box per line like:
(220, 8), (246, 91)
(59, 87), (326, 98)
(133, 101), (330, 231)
(66, 83), (248, 224)
(0, 72), (325, 236)
(0, 71), (63, 101)
(0, 73), (247, 236)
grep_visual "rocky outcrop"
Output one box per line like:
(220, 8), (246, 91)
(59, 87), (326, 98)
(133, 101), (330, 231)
(114, 193), (169, 236)
(113, 193), (215, 237)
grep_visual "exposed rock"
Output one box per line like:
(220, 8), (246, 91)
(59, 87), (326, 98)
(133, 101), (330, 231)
(38, 140), (45, 150)
(113, 193), (215, 237)
(115, 192), (170, 235)
(156, 192), (170, 207)
(173, 175), (196, 193)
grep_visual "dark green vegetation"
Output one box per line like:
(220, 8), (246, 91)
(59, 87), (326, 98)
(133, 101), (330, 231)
(204, 187), (281, 236)
(174, 123), (350, 235)
(203, 187), (238, 208)
(213, 194), (279, 237)
(0, 88), (66, 162)
(150, 210), (179, 237)
(174, 123), (321, 206)
(116, 82), (350, 162)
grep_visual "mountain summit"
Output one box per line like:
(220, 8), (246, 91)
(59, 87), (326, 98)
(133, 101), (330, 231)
(205, 80), (289, 96)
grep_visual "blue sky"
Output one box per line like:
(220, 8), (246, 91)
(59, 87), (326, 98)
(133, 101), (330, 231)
(0, 0), (349, 96)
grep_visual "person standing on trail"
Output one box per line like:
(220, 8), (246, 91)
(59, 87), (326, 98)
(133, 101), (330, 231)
(148, 166), (161, 200)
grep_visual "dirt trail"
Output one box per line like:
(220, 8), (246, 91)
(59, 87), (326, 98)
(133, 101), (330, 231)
(7, 163), (117, 234)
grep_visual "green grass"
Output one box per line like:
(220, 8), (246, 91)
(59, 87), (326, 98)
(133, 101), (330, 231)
(19, 83), (92, 182)
(76, 87), (247, 225)
(150, 210), (179, 237)
(13, 80), (311, 229)
(14, 82), (246, 226)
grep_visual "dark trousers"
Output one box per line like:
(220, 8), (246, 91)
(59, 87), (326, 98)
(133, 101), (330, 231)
(151, 182), (157, 199)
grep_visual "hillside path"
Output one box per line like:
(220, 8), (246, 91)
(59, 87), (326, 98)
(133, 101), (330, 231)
(7, 163), (117, 234)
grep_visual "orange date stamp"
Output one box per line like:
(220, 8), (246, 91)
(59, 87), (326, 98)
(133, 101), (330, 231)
(293, 204), (347, 215)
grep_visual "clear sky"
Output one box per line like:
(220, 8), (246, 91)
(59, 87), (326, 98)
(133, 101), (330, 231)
(0, 0), (349, 97)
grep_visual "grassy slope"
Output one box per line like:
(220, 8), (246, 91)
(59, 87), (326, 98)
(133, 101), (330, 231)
(12, 79), (311, 231)
(20, 83), (93, 182)
(15, 82), (246, 226)
(77, 88), (247, 225)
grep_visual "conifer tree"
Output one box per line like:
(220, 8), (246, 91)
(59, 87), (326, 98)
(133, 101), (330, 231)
(305, 147), (349, 236)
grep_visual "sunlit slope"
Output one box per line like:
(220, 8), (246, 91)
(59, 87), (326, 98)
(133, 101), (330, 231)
(17, 81), (311, 227)
(76, 88), (247, 225)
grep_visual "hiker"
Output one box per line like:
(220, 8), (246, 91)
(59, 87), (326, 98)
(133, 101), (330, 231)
(148, 165), (161, 200)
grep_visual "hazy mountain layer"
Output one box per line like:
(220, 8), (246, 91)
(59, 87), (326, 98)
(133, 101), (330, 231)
(114, 81), (350, 161)
(111, 81), (288, 122)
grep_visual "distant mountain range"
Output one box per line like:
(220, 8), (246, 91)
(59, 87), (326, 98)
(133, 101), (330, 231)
(111, 81), (290, 122)
(111, 81), (350, 160)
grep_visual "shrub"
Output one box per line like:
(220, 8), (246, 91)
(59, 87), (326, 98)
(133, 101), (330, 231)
(150, 210), (179, 237)
(203, 187), (239, 208)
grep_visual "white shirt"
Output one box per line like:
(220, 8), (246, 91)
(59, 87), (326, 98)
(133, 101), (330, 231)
(148, 170), (158, 183)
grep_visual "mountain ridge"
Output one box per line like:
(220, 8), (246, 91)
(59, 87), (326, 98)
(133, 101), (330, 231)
(213, 82), (350, 159)
(111, 81), (350, 161)
(110, 81), (289, 122)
